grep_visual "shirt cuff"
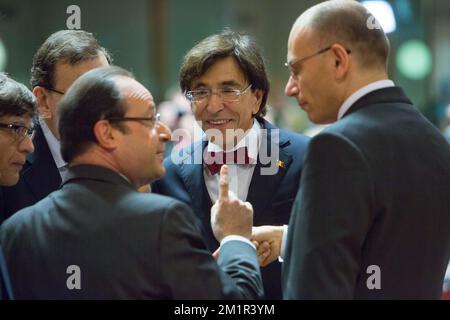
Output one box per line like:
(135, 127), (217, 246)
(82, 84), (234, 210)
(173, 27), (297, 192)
(220, 235), (256, 250)
(279, 224), (288, 262)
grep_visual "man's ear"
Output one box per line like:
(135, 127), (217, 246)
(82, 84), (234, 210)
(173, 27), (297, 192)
(33, 86), (52, 119)
(93, 120), (118, 151)
(331, 44), (351, 81)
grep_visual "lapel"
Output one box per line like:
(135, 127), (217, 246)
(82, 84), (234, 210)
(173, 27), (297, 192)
(21, 124), (62, 200)
(343, 86), (413, 118)
(247, 118), (293, 221)
(177, 140), (212, 221)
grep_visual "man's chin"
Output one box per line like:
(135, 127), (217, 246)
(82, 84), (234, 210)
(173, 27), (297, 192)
(148, 167), (165, 183)
(0, 174), (19, 186)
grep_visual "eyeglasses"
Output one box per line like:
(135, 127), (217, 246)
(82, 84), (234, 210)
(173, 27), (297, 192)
(106, 113), (161, 128)
(42, 86), (65, 95)
(285, 46), (351, 77)
(185, 84), (252, 105)
(0, 123), (35, 142)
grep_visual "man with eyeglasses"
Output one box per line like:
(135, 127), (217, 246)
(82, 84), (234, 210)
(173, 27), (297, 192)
(255, 0), (450, 299)
(0, 66), (264, 299)
(0, 30), (110, 223)
(152, 30), (310, 299)
(0, 73), (38, 299)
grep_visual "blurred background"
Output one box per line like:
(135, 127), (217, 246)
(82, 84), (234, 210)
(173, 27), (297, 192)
(0, 0), (450, 140)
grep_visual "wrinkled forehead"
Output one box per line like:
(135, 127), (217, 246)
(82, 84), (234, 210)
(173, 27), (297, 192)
(114, 76), (154, 109)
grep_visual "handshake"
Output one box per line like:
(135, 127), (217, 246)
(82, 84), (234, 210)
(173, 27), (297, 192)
(211, 165), (284, 267)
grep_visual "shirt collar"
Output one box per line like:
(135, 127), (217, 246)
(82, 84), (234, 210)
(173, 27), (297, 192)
(337, 80), (395, 120)
(39, 118), (67, 169)
(207, 120), (261, 161)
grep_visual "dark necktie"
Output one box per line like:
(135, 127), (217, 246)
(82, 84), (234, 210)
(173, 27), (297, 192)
(204, 146), (252, 175)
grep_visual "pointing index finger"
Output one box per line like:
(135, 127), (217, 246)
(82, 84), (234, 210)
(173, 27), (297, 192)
(218, 165), (229, 201)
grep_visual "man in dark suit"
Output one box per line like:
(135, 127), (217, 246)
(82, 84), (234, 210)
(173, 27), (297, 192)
(0, 66), (263, 299)
(0, 30), (110, 223)
(151, 31), (309, 299)
(255, 0), (450, 299)
(0, 73), (38, 299)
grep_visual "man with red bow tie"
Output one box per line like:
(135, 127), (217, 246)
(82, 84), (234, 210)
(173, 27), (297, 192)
(152, 30), (310, 299)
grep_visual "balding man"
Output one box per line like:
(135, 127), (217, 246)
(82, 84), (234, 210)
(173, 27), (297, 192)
(0, 66), (262, 299)
(256, 0), (450, 299)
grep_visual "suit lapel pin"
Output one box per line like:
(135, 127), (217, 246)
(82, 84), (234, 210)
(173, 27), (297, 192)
(277, 160), (285, 168)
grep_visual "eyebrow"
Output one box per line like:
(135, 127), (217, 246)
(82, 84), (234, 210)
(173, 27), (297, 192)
(192, 80), (243, 89)
(287, 57), (301, 68)
(5, 118), (30, 126)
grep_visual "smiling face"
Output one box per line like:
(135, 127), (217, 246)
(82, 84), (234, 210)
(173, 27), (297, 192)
(0, 114), (34, 186)
(190, 56), (262, 149)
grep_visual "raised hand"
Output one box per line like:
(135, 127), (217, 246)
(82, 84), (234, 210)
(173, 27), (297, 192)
(210, 165), (254, 242)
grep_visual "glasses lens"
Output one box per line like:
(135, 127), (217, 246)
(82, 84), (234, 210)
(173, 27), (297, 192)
(12, 125), (33, 141)
(193, 90), (210, 102)
(220, 89), (240, 102)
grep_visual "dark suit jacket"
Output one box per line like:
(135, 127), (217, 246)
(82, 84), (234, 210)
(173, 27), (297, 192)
(283, 87), (450, 299)
(0, 165), (263, 299)
(0, 245), (13, 300)
(152, 118), (309, 299)
(0, 124), (61, 223)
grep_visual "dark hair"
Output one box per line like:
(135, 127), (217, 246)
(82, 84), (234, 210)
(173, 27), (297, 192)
(58, 66), (133, 163)
(0, 72), (38, 118)
(30, 30), (113, 89)
(179, 30), (270, 118)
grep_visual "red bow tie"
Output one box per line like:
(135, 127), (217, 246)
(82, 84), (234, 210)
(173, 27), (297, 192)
(204, 147), (253, 175)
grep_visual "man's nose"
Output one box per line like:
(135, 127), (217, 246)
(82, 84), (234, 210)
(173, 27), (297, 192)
(285, 76), (299, 97)
(18, 135), (34, 154)
(206, 92), (224, 114)
(157, 121), (172, 142)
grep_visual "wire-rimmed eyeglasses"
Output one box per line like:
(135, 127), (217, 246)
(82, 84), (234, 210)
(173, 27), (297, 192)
(185, 84), (252, 105)
(285, 46), (351, 77)
(0, 123), (35, 142)
(106, 113), (161, 128)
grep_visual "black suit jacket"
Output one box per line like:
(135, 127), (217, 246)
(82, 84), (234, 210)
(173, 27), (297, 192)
(0, 124), (61, 223)
(0, 165), (263, 299)
(152, 118), (310, 299)
(283, 87), (450, 299)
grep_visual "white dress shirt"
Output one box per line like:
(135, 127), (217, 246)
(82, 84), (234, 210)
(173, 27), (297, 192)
(204, 120), (261, 203)
(39, 119), (68, 180)
(337, 80), (395, 120)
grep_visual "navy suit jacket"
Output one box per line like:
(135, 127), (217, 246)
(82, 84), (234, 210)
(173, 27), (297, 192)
(0, 124), (61, 224)
(152, 118), (309, 299)
(283, 87), (450, 299)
